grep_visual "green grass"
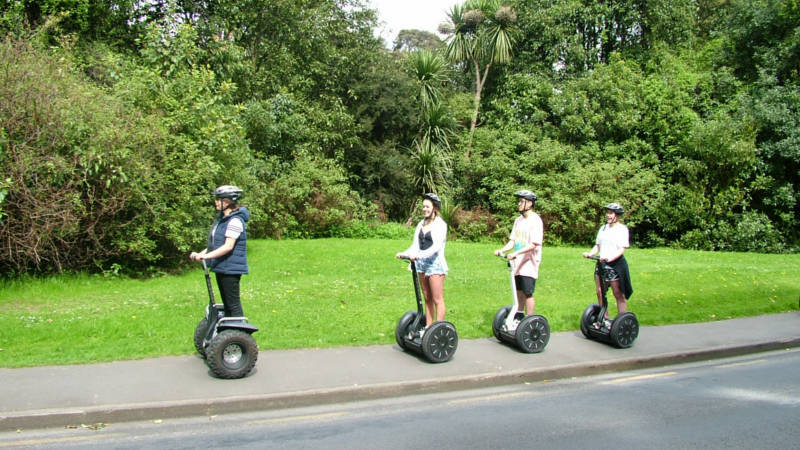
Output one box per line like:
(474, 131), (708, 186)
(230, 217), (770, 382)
(1, 239), (798, 368)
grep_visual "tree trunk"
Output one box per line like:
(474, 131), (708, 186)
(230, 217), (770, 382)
(467, 60), (492, 157)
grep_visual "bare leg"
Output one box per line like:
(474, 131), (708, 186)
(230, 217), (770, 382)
(516, 290), (534, 316)
(594, 274), (607, 306)
(427, 274), (446, 322)
(608, 279), (627, 314)
(418, 273), (434, 327)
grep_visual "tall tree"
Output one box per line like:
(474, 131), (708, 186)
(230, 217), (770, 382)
(440, 0), (517, 144)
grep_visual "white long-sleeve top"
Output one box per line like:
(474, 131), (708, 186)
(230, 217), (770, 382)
(404, 216), (448, 267)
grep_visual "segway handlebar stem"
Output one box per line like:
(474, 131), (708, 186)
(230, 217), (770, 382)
(497, 253), (520, 327)
(201, 260), (216, 305)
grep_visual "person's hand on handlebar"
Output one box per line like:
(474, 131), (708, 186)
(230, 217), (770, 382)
(396, 252), (416, 261)
(190, 252), (206, 261)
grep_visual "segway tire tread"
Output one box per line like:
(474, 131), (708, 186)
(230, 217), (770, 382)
(515, 315), (550, 353)
(610, 312), (639, 348)
(193, 318), (208, 357)
(421, 321), (458, 363)
(206, 329), (258, 379)
(580, 304), (601, 338)
(395, 311), (418, 350)
(492, 306), (512, 341)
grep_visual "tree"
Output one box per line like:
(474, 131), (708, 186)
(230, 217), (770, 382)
(440, 0), (517, 144)
(393, 29), (443, 52)
(406, 50), (457, 219)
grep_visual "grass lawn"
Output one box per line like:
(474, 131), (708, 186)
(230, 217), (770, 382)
(0, 239), (798, 368)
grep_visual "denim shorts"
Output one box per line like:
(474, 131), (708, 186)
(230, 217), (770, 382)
(415, 254), (448, 276)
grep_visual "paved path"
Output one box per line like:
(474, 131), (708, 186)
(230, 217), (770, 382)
(1, 312), (798, 431)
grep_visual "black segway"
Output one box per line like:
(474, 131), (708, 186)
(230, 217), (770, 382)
(394, 257), (458, 363)
(491, 256), (550, 353)
(579, 256), (639, 348)
(193, 261), (259, 378)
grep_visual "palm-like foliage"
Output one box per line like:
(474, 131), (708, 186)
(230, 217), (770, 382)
(418, 102), (455, 151)
(442, 0), (517, 141)
(410, 135), (453, 195)
(408, 49), (447, 107)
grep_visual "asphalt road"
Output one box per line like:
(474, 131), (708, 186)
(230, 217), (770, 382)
(3, 349), (799, 449)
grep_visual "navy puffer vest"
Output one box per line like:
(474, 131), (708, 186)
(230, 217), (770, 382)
(207, 206), (249, 274)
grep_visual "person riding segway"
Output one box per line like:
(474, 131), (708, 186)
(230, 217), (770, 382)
(190, 185), (259, 378)
(395, 193), (458, 363)
(492, 190), (549, 353)
(580, 202), (638, 348)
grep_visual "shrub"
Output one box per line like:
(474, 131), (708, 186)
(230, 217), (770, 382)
(329, 221), (410, 240)
(451, 207), (499, 241)
(253, 154), (371, 239)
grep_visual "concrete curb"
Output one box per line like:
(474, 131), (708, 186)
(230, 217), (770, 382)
(3, 336), (799, 432)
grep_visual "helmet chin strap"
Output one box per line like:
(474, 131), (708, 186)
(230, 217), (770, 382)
(521, 200), (534, 212)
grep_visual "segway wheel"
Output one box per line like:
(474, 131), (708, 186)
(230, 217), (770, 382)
(515, 315), (550, 353)
(421, 321), (458, 363)
(395, 311), (419, 350)
(193, 318), (208, 357)
(580, 304), (602, 338)
(206, 330), (258, 379)
(492, 306), (512, 340)
(610, 312), (639, 348)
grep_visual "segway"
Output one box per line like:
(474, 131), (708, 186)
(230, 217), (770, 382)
(192, 261), (259, 378)
(491, 255), (550, 353)
(394, 257), (458, 363)
(579, 256), (639, 348)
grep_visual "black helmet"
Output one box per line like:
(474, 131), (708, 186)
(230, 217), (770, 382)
(514, 189), (537, 202)
(422, 192), (442, 209)
(604, 202), (624, 215)
(213, 185), (243, 202)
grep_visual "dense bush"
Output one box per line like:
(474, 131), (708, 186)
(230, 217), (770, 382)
(253, 154), (372, 239)
(0, 34), (263, 274)
(0, 38), (172, 273)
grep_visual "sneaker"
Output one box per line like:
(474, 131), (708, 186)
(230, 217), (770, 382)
(603, 319), (612, 329)
(409, 327), (426, 340)
(503, 320), (519, 332)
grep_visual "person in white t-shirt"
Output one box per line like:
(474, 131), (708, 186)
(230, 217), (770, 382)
(583, 203), (633, 324)
(494, 190), (543, 331)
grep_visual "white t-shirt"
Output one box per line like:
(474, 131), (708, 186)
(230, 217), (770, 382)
(509, 213), (543, 278)
(595, 223), (629, 261)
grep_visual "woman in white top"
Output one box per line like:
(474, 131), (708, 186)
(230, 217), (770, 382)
(396, 193), (448, 336)
(582, 203), (633, 321)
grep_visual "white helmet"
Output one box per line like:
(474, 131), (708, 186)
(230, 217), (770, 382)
(213, 185), (243, 202)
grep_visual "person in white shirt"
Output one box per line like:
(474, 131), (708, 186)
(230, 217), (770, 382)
(493, 190), (543, 331)
(583, 203), (633, 322)
(396, 193), (448, 337)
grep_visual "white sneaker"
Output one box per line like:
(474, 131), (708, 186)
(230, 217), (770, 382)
(503, 320), (519, 332)
(409, 327), (426, 340)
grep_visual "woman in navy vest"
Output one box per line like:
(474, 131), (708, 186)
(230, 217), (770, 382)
(190, 185), (250, 317)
